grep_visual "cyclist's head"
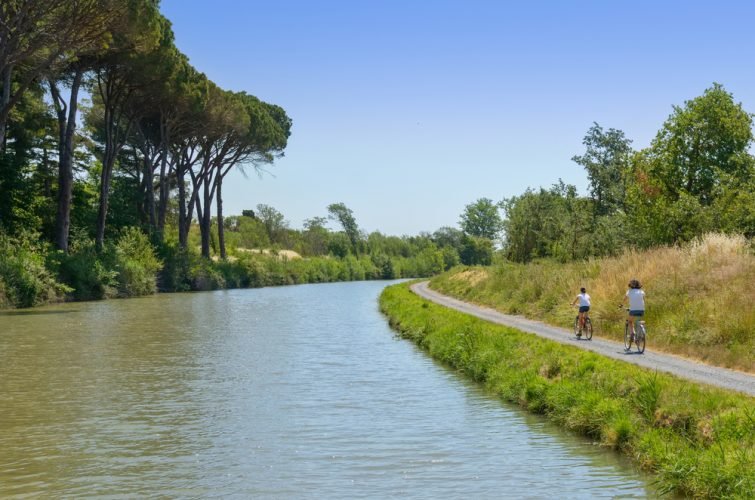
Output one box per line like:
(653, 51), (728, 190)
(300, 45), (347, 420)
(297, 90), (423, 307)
(628, 279), (641, 289)
(580, 287), (586, 293)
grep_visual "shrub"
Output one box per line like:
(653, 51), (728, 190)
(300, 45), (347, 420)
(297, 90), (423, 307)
(114, 227), (162, 297)
(57, 235), (118, 301)
(190, 259), (226, 291)
(156, 242), (193, 292)
(0, 230), (69, 307)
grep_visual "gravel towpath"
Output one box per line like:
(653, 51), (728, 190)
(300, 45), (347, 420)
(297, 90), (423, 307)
(411, 281), (755, 397)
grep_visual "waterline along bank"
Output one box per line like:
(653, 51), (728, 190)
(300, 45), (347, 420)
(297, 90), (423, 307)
(379, 281), (754, 499)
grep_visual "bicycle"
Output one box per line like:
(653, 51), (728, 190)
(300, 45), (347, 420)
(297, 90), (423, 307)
(573, 311), (593, 340)
(623, 308), (646, 353)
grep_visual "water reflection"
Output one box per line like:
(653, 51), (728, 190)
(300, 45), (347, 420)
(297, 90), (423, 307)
(0, 282), (655, 498)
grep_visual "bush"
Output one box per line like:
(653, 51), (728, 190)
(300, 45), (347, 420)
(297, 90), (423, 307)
(114, 227), (163, 297)
(57, 235), (118, 301)
(190, 259), (226, 291)
(0, 231), (69, 307)
(156, 242), (193, 292)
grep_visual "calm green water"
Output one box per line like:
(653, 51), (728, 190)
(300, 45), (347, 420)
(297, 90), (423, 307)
(0, 281), (654, 498)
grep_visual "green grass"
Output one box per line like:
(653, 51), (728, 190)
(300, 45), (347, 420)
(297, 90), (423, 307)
(380, 281), (754, 499)
(431, 234), (755, 372)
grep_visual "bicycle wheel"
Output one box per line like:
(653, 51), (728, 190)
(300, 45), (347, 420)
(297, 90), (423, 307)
(574, 316), (581, 337)
(636, 324), (646, 353)
(584, 317), (593, 340)
(624, 322), (632, 350)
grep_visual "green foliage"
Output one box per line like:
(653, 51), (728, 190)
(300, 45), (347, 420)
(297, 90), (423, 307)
(501, 84), (755, 261)
(502, 182), (602, 262)
(113, 227), (162, 296)
(156, 241), (193, 292)
(0, 231), (69, 308)
(328, 202), (361, 253)
(572, 122), (633, 215)
(255, 204), (289, 245)
(224, 215), (271, 250)
(380, 282), (755, 499)
(646, 83), (753, 206)
(459, 197), (503, 240)
(327, 232), (352, 258)
(57, 232), (118, 301)
(459, 235), (493, 265)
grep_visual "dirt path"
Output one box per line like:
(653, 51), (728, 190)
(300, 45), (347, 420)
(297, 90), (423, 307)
(411, 281), (755, 397)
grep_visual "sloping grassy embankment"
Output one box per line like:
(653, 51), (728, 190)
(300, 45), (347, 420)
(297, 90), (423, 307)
(430, 234), (755, 373)
(380, 282), (754, 498)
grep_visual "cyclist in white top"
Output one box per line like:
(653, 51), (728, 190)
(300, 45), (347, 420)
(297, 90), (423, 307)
(622, 279), (646, 337)
(571, 287), (591, 335)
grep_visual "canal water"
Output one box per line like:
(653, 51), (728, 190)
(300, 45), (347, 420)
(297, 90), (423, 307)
(0, 281), (653, 498)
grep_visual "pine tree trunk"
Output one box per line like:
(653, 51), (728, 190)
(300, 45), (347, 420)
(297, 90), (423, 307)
(53, 69), (82, 253)
(217, 177), (226, 260)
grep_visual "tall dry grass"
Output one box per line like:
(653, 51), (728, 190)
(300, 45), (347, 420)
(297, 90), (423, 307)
(431, 234), (755, 372)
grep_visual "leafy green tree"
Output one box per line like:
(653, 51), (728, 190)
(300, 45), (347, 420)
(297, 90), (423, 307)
(256, 204), (288, 245)
(459, 235), (493, 265)
(0, 82), (55, 235)
(501, 182), (597, 262)
(432, 226), (464, 250)
(225, 214), (270, 249)
(214, 93), (291, 258)
(645, 83), (753, 206)
(328, 202), (361, 254)
(625, 84), (755, 244)
(459, 198), (503, 240)
(302, 216), (329, 256)
(327, 232), (351, 258)
(572, 122), (633, 215)
(710, 172), (755, 237)
(87, 0), (163, 249)
(0, 0), (116, 147)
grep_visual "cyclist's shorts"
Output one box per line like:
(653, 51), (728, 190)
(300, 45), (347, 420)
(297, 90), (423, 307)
(579, 306), (590, 313)
(629, 310), (644, 317)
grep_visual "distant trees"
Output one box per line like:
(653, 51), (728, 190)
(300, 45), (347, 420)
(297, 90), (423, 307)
(327, 202), (361, 254)
(500, 83), (755, 262)
(256, 204), (289, 245)
(459, 198), (503, 240)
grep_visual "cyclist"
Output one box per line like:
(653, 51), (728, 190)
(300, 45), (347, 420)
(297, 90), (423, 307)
(622, 279), (646, 341)
(571, 287), (591, 336)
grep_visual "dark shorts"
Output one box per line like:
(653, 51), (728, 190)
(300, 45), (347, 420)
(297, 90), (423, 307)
(629, 310), (644, 317)
(579, 306), (590, 313)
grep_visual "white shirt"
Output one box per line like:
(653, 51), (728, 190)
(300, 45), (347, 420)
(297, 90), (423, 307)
(626, 289), (646, 311)
(576, 293), (591, 307)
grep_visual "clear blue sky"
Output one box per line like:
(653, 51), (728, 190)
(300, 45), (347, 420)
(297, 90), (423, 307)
(160, 0), (755, 236)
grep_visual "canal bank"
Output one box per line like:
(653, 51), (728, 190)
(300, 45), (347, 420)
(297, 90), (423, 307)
(380, 281), (755, 498)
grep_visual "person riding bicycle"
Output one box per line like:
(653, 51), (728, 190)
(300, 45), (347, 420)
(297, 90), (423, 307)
(571, 287), (591, 336)
(622, 279), (645, 338)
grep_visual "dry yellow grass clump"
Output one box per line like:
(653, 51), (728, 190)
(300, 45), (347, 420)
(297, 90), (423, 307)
(431, 234), (755, 372)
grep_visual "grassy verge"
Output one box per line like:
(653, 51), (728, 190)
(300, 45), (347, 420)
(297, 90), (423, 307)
(380, 281), (754, 499)
(430, 234), (755, 372)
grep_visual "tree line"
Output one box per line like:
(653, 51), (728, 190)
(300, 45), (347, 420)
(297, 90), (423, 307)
(458, 84), (755, 262)
(1, 0), (291, 259)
